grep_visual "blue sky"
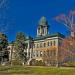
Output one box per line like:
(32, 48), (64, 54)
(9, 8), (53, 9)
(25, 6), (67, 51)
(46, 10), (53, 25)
(3, 0), (75, 42)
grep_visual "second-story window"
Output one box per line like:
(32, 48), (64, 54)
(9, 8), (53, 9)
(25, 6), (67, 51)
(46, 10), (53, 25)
(51, 41), (52, 46)
(40, 43), (42, 48)
(37, 44), (39, 48)
(47, 42), (50, 46)
(34, 44), (35, 48)
(54, 41), (56, 46)
(44, 43), (46, 47)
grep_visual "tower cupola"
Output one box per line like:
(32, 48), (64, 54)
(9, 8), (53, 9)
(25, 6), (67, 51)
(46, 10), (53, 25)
(37, 16), (49, 37)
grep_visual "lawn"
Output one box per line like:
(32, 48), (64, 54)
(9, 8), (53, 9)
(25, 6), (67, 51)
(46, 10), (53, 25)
(0, 65), (75, 75)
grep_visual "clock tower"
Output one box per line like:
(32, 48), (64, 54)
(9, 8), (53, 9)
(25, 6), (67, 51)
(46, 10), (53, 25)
(37, 16), (49, 37)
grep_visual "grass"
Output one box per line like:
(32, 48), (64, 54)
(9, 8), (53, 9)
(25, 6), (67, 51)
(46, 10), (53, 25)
(0, 65), (75, 75)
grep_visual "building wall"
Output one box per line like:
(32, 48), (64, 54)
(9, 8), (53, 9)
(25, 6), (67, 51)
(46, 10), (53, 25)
(8, 45), (16, 61)
(25, 39), (33, 60)
(7, 36), (64, 66)
(32, 36), (61, 66)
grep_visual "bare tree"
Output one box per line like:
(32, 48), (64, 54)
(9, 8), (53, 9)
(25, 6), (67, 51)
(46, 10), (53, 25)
(42, 47), (57, 66)
(0, 0), (13, 33)
(54, 10), (75, 37)
(59, 36), (75, 63)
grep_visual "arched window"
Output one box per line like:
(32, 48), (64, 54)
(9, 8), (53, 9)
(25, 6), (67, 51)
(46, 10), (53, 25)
(38, 28), (40, 33)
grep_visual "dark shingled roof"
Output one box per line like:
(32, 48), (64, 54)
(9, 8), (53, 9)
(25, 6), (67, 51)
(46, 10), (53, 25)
(34, 32), (65, 41)
(26, 36), (33, 40)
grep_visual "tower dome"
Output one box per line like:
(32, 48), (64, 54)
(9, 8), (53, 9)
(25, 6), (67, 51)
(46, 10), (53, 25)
(39, 16), (48, 26)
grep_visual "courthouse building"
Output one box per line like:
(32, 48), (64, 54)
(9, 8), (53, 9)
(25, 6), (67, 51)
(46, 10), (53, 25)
(24, 16), (65, 66)
(8, 16), (65, 66)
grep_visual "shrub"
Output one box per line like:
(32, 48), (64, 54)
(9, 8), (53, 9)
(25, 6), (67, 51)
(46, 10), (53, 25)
(11, 60), (22, 66)
(35, 60), (45, 66)
(30, 59), (45, 66)
(63, 61), (75, 67)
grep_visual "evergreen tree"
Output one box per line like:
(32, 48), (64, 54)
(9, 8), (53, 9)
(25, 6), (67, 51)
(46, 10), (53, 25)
(15, 32), (27, 65)
(0, 32), (8, 63)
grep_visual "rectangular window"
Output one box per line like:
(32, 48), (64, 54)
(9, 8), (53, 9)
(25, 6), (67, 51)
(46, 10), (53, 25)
(51, 41), (52, 46)
(40, 43), (42, 48)
(36, 51), (38, 57)
(34, 44), (35, 48)
(38, 28), (40, 33)
(30, 44), (32, 48)
(54, 50), (56, 56)
(54, 41), (56, 46)
(42, 28), (44, 34)
(33, 51), (35, 57)
(59, 40), (62, 46)
(40, 51), (43, 57)
(47, 50), (49, 56)
(43, 51), (46, 57)
(44, 43), (46, 47)
(47, 42), (50, 46)
(50, 50), (52, 56)
(52, 50), (56, 56)
(37, 44), (39, 48)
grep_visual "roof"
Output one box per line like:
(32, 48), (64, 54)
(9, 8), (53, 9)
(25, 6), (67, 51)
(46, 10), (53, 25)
(38, 16), (48, 26)
(26, 36), (33, 40)
(34, 32), (65, 41)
